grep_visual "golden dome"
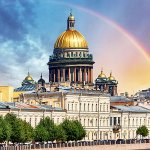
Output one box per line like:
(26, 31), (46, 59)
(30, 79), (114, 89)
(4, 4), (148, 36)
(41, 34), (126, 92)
(54, 30), (88, 49)
(98, 71), (106, 78)
(68, 14), (75, 21)
(25, 72), (33, 81)
(108, 72), (115, 80)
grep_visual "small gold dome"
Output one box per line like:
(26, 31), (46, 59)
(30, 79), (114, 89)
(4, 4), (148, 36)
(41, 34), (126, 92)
(54, 30), (88, 49)
(25, 72), (33, 81)
(108, 72), (115, 80)
(25, 75), (33, 81)
(98, 71), (106, 78)
(68, 14), (75, 21)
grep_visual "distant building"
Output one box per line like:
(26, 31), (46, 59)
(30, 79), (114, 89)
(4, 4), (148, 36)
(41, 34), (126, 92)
(0, 86), (14, 102)
(95, 70), (118, 96)
(110, 96), (133, 106)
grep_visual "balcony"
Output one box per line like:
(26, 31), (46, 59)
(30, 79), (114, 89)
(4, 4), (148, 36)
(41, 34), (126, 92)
(48, 54), (94, 63)
(113, 124), (121, 133)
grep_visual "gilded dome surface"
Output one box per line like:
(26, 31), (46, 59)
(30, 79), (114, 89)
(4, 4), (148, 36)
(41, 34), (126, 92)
(25, 72), (34, 81)
(108, 73), (115, 80)
(25, 75), (33, 81)
(54, 30), (88, 49)
(98, 71), (106, 78)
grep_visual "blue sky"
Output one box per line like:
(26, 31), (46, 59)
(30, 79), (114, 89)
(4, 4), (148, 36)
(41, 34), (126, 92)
(0, 0), (150, 94)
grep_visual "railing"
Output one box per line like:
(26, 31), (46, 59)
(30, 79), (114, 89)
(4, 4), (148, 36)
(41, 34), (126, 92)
(49, 55), (93, 62)
(0, 139), (150, 150)
(113, 125), (121, 133)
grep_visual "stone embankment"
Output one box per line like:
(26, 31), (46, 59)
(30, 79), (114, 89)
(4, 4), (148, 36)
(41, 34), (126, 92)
(39, 143), (150, 150)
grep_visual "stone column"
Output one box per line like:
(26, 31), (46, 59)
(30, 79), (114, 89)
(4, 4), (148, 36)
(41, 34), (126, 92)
(54, 69), (56, 82)
(91, 68), (93, 83)
(84, 67), (86, 82)
(63, 68), (65, 82)
(88, 67), (90, 83)
(58, 68), (60, 82)
(79, 67), (82, 83)
(49, 69), (52, 82)
(74, 67), (76, 82)
(68, 67), (71, 81)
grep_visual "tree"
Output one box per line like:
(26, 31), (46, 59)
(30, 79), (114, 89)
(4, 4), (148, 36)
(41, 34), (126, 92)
(136, 125), (149, 138)
(35, 117), (56, 142)
(55, 125), (67, 142)
(34, 125), (49, 142)
(73, 120), (86, 140)
(5, 113), (26, 143)
(0, 116), (11, 143)
(61, 119), (86, 141)
(61, 119), (77, 141)
(22, 120), (34, 143)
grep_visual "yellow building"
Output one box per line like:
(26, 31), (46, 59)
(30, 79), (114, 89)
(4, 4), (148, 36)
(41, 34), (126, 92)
(0, 86), (14, 102)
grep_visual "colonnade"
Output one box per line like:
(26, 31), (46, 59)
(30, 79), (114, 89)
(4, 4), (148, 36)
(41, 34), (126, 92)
(49, 67), (93, 84)
(96, 84), (117, 96)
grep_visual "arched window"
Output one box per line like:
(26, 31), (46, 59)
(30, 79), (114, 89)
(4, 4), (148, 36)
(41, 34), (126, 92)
(68, 103), (69, 110)
(96, 104), (97, 111)
(75, 104), (77, 111)
(96, 119), (97, 126)
(92, 104), (93, 111)
(80, 103), (81, 111)
(103, 105), (105, 111)
(107, 104), (109, 111)
(57, 118), (59, 124)
(88, 103), (89, 111)
(72, 104), (73, 110)
(88, 119), (90, 126)
(84, 103), (86, 111)
(84, 119), (86, 126)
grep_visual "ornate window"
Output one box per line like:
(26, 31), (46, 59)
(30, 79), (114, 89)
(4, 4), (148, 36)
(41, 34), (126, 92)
(92, 104), (93, 111)
(68, 103), (69, 110)
(96, 104), (97, 112)
(88, 103), (89, 111)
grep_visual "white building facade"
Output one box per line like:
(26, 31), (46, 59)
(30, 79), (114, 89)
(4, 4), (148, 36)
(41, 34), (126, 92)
(1, 91), (150, 141)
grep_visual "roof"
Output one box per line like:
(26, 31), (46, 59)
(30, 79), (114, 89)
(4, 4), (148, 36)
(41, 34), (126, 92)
(0, 102), (64, 112)
(112, 105), (150, 113)
(14, 84), (36, 92)
(110, 96), (131, 102)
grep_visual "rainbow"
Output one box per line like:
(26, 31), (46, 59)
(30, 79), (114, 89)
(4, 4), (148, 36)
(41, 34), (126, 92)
(50, 1), (150, 63)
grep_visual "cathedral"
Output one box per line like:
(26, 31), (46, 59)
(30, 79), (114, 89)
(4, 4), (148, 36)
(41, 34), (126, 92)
(47, 13), (118, 95)
(48, 13), (95, 89)
(15, 13), (118, 96)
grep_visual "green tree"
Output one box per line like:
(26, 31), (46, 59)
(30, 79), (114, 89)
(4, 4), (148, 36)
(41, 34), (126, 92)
(0, 116), (11, 142)
(22, 120), (34, 143)
(5, 113), (32, 143)
(35, 117), (56, 142)
(136, 125), (149, 138)
(61, 119), (86, 141)
(55, 124), (67, 142)
(34, 125), (49, 142)
(73, 120), (86, 140)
